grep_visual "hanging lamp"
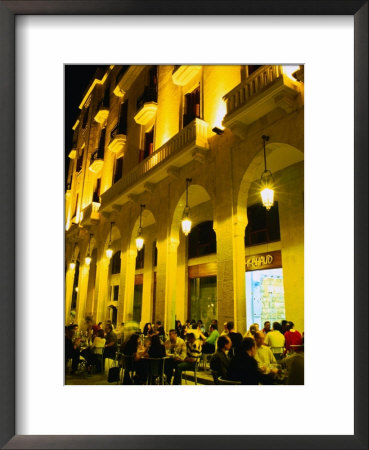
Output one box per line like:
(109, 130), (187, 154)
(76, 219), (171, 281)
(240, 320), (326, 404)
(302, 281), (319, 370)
(85, 233), (93, 265)
(106, 222), (114, 259)
(136, 204), (145, 251)
(260, 135), (275, 210)
(181, 178), (192, 236)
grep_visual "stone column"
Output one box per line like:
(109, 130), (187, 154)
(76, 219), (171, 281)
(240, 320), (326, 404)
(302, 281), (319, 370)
(65, 268), (75, 323)
(164, 240), (179, 332)
(141, 239), (154, 327)
(122, 247), (137, 321)
(75, 264), (90, 325)
(95, 258), (110, 323)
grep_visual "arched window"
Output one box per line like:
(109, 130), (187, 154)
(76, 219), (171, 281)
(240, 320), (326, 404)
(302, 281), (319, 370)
(245, 202), (280, 247)
(188, 221), (216, 259)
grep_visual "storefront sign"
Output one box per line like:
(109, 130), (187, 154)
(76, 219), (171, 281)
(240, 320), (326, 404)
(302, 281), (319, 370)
(245, 250), (282, 271)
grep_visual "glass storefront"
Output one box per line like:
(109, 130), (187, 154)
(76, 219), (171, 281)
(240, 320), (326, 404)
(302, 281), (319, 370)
(245, 268), (286, 329)
(189, 276), (217, 331)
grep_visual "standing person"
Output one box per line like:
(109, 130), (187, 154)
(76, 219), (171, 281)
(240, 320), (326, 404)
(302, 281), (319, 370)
(65, 325), (81, 375)
(173, 333), (202, 385)
(228, 338), (276, 385)
(201, 323), (220, 354)
(143, 322), (153, 336)
(210, 335), (232, 382)
(284, 322), (303, 353)
(197, 320), (205, 334)
(175, 320), (183, 338)
(123, 314), (140, 343)
(122, 333), (147, 384)
(148, 334), (166, 358)
(226, 321), (243, 357)
(281, 320), (289, 335)
(244, 323), (259, 338)
(254, 331), (276, 370)
(104, 323), (117, 359)
(220, 322), (228, 336)
(262, 321), (271, 334)
(264, 322), (285, 359)
(164, 329), (187, 384)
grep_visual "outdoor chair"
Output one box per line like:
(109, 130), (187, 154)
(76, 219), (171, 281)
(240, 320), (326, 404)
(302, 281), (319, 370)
(217, 377), (241, 385)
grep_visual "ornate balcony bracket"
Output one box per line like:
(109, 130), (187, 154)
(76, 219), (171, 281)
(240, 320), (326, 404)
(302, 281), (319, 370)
(68, 148), (77, 159)
(112, 204), (122, 212)
(167, 166), (180, 179)
(144, 182), (156, 193)
(128, 193), (139, 204)
(94, 107), (109, 124)
(134, 102), (158, 126)
(113, 66), (145, 98)
(172, 65), (202, 86)
(89, 159), (104, 175)
(108, 133), (127, 157)
(80, 202), (101, 226)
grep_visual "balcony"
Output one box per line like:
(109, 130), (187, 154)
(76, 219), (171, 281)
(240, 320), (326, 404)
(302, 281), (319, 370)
(80, 202), (101, 226)
(108, 123), (127, 157)
(134, 87), (158, 126)
(68, 147), (77, 159)
(100, 118), (209, 212)
(89, 149), (104, 175)
(94, 103), (109, 124)
(113, 65), (145, 97)
(172, 65), (202, 86)
(223, 65), (301, 133)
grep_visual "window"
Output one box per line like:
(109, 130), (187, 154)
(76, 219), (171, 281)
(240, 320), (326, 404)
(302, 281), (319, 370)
(153, 240), (158, 267)
(112, 285), (119, 301)
(135, 245), (145, 270)
(113, 156), (123, 184)
(245, 202), (280, 246)
(92, 128), (105, 161)
(247, 65), (262, 76)
(82, 107), (89, 128)
(76, 153), (83, 172)
(140, 127), (154, 162)
(92, 178), (101, 203)
(188, 221), (216, 259)
(111, 251), (121, 274)
(183, 85), (200, 127)
(101, 80), (110, 108)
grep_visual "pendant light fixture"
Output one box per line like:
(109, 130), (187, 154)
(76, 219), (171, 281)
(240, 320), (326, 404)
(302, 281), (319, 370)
(136, 204), (145, 251)
(106, 222), (114, 259)
(181, 178), (192, 236)
(85, 233), (93, 265)
(260, 135), (275, 210)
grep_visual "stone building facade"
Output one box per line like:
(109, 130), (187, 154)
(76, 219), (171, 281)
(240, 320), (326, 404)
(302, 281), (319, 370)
(65, 64), (304, 334)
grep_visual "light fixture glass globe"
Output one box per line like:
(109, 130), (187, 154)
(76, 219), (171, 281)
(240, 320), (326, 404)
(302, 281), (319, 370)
(260, 187), (274, 210)
(106, 248), (113, 259)
(136, 236), (144, 251)
(85, 255), (92, 265)
(181, 218), (192, 236)
(69, 262), (76, 270)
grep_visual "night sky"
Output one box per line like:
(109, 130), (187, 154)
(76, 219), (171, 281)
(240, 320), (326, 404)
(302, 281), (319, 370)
(65, 64), (106, 184)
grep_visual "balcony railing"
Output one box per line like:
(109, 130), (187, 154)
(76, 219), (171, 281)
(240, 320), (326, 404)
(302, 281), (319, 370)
(101, 118), (208, 210)
(224, 66), (283, 115)
(223, 65), (300, 130)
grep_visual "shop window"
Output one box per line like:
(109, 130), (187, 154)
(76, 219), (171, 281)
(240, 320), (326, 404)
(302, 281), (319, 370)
(136, 245), (145, 270)
(133, 275), (143, 323)
(245, 202), (280, 247)
(140, 127), (154, 162)
(189, 276), (217, 332)
(111, 251), (121, 274)
(113, 156), (123, 184)
(183, 85), (200, 127)
(188, 221), (216, 259)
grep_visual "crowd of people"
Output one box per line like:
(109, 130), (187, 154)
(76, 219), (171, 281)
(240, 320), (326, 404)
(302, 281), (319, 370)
(65, 316), (304, 385)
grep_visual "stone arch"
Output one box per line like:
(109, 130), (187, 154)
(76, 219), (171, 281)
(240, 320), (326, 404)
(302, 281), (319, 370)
(237, 142), (304, 225)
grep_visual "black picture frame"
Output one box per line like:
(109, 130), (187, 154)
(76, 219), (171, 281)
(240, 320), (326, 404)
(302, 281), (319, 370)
(0, 1), (367, 449)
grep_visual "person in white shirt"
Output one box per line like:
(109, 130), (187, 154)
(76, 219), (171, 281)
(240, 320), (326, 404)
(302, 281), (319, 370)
(264, 322), (285, 359)
(254, 331), (276, 370)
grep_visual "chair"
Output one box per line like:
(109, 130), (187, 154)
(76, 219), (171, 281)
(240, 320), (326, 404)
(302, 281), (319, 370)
(217, 377), (241, 385)
(145, 357), (168, 385)
(182, 359), (199, 385)
(210, 369), (219, 385)
(200, 352), (214, 371)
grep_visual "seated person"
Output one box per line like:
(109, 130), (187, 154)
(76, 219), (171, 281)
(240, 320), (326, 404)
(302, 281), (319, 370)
(228, 337), (276, 385)
(173, 333), (202, 385)
(244, 323), (259, 338)
(104, 324), (117, 360)
(148, 334), (166, 358)
(210, 335), (232, 383)
(65, 325), (81, 374)
(84, 329), (106, 372)
(284, 322), (303, 354)
(164, 329), (187, 384)
(254, 331), (276, 371)
(201, 324), (220, 354)
(226, 321), (243, 357)
(284, 345), (304, 385)
(264, 322), (285, 359)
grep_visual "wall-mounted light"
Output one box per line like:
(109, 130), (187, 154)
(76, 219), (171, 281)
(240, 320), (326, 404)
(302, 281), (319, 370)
(212, 126), (224, 135)
(136, 204), (145, 251)
(85, 233), (93, 265)
(181, 178), (192, 236)
(260, 135), (274, 210)
(106, 222), (114, 259)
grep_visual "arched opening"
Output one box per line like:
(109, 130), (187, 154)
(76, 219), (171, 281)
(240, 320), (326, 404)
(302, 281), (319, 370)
(188, 221), (216, 258)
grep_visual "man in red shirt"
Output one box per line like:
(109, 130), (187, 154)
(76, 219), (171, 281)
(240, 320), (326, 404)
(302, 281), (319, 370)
(284, 321), (302, 353)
